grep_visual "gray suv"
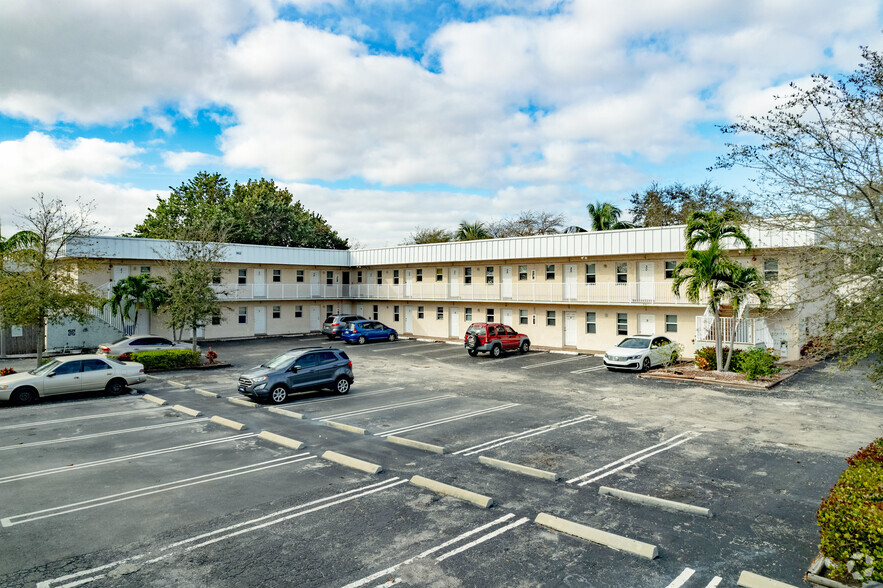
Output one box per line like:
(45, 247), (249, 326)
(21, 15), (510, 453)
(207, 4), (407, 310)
(322, 314), (367, 339)
(238, 347), (354, 404)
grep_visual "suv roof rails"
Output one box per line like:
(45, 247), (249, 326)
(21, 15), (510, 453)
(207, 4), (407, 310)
(286, 346), (324, 352)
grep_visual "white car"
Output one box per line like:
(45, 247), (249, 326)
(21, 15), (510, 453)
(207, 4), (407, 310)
(603, 335), (677, 372)
(0, 354), (146, 404)
(98, 335), (196, 357)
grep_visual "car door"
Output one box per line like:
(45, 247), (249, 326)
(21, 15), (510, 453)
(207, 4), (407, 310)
(80, 358), (115, 392)
(650, 337), (670, 366)
(366, 322), (382, 341)
(502, 326), (519, 350)
(487, 325), (502, 348)
(312, 351), (340, 386)
(288, 353), (320, 390)
(42, 360), (83, 396)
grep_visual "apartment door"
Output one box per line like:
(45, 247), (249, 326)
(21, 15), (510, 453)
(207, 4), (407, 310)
(501, 308), (513, 326)
(638, 313), (655, 335)
(134, 309), (150, 335)
(254, 269), (266, 298)
(449, 268), (459, 298)
(310, 305), (321, 331)
(310, 271), (320, 298)
(254, 306), (267, 335)
(356, 304), (365, 317)
(342, 271), (350, 298)
(404, 270), (413, 297)
(404, 306), (413, 333)
(637, 262), (654, 302)
(501, 266), (513, 298)
(341, 303), (351, 313)
(564, 311), (577, 346)
(449, 307), (459, 338)
(564, 264), (577, 300)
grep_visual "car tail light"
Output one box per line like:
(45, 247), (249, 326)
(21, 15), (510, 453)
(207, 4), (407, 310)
(100, 346), (110, 353)
(332, 322), (340, 327)
(139, 368), (144, 373)
(347, 361), (352, 368)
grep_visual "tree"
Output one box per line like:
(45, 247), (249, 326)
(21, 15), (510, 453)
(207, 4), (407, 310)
(0, 194), (103, 367)
(103, 274), (168, 335)
(682, 209), (752, 252)
(586, 201), (632, 231)
(628, 181), (753, 227)
(131, 173), (348, 250)
(719, 265), (770, 372)
(401, 227), (453, 245)
(489, 210), (566, 237)
(0, 227), (40, 358)
(715, 46), (883, 385)
(455, 221), (491, 241)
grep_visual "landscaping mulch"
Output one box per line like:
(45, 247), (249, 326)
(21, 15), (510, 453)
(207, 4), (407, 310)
(639, 359), (817, 389)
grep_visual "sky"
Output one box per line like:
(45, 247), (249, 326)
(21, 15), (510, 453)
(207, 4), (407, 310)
(1, 0), (881, 248)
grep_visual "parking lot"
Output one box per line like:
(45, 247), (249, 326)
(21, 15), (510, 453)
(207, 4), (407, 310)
(1, 336), (880, 587)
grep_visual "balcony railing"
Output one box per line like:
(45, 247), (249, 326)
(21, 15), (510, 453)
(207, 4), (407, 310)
(695, 316), (772, 346)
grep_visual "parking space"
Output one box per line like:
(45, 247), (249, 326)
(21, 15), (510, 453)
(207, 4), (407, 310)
(0, 335), (879, 587)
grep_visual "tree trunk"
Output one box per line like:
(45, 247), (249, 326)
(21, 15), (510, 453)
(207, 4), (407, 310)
(724, 316), (740, 372)
(35, 315), (45, 369)
(191, 326), (198, 353)
(714, 306), (724, 372)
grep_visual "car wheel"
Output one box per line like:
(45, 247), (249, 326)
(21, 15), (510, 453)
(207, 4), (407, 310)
(519, 340), (530, 354)
(326, 335), (334, 340)
(105, 378), (126, 396)
(388, 333), (397, 342)
(467, 349), (478, 357)
(11, 387), (38, 405)
(357, 335), (367, 345)
(335, 377), (350, 395)
(466, 334), (478, 350)
(490, 345), (502, 358)
(269, 385), (289, 404)
(642, 357), (651, 372)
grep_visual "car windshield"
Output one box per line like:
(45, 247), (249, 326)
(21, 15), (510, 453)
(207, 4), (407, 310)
(262, 351), (299, 370)
(31, 360), (60, 375)
(617, 338), (651, 349)
(466, 326), (485, 335)
(112, 336), (129, 344)
(104, 357), (126, 366)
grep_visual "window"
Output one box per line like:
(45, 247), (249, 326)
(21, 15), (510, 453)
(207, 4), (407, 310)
(437, 306), (444, 320)
(272, 306), (281, 319)
(212, 273), (221, 285)
(377, 271), (383, 285)
(546, 310), (556, 326)
(486, 267), (494, 284)
(326, 271), (334, 285)
(394, 305), (400, 321)
(486, 308), (494, 322)
(616, 262), (628, 283)
(140, 266), (150, 275)
(764, 259), (779, 281)
(585, 312), (596, 333)
(436, 268), (443, 282)
(212, 313), (221, 325)
(585, 263), (596, 284)
(273, 269), (281, 282)
(83, 359), (110, 372)
(520, 310), (528, 325)
(665, 314), (678, 333)
(238, 269), (247, 285)
(517, 265), (527, 281)
(617, 313), (628, 335)
(465, 307), (472, 321)
(356, 271), (363, 283)
(326, 305), (334, 317)
(393, 270), (400, 285)
(418, 306), (424, 319)
(464, 268), (472, 284)
(296, 270), (304, 283)
(239, 307), (247, 324)
(295, 305), (303, 318)
(665, 261), (676, 279)
(546, 264), (555, 280)
(372, 305), (379, 320)
(54, 361), (82, 375)
(416, 269), (423, 282)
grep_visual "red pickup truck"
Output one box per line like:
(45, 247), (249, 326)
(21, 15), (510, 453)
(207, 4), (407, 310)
(464, 323), (531, 358)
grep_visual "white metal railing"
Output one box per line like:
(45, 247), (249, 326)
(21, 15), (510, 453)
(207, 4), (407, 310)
(90, 302), (128, 334)
(695, 316), (769, 345)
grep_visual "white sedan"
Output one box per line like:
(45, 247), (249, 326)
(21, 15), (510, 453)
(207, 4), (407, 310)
(603, 335), (678, 372)
(98, 335), (196, 357)
(0, 354), (146, 404)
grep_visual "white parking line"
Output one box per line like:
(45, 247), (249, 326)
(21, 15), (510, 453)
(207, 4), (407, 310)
(455, 414), (596, 456)
(376, 403), (519, 437)
(37, 478), (408, 588)
(664, 568), (695, 588)
(705, 577), (723, 588)
(371, 342), (440, 352)
(341, 513), (517, 588)
(0, 433), (256, 485)
(0, 418), (210, 452)
(1, 454), (315, 527)
(521, 355), (590, 369)
(0, 407), (167, 431)
(570, 365), (606, 374)
(319, 395), (457, 420)
(403, 347), (468, 358)
(435, 517), (529, 561)
(566, 431), (701, 486)
(281, 387), (405, 408)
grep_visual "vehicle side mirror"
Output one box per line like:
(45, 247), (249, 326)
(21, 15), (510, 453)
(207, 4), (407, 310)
(47, 372), (55, 378)
(289, 366), (299, 373)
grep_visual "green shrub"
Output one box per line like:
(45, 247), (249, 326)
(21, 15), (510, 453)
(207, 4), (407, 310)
(847, 438), (883, 467)
(734, 346), (781, 380)
(818, 448), (883, 583)
(129, 349), (201, 371)
(694, 346), (743, 371)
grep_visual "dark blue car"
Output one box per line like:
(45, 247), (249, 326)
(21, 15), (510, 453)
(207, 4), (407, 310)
(341, 320), (398, 344)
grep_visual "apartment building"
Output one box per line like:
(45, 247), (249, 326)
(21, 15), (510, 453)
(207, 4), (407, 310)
(56, 224), (816, 359)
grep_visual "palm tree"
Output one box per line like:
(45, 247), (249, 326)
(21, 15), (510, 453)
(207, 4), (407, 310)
(0, 228), (40, 358)
(455, 221), (491, 241)
(720, 265), (770, 372)
(586, 201), (633, 231)
(684, 209), (752, 252)
(104, 275), (168, 335)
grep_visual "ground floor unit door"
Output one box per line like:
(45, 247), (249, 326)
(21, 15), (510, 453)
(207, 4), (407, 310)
(449, 307), (459, 338)
(404, 306), (413, 333)
(310, 306), (321, 331)
(638, 313), (655, 335)
(564, 311), (577, 346)
(254, 306), (267, 335)
(501, 308), (513, 326)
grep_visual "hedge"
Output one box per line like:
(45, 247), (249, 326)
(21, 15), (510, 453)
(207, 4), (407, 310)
(123, 349), (201, 371)
(817, 438), (883, 583)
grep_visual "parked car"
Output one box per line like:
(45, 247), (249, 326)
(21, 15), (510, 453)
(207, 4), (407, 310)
(98, 335), (197, 357)
(237, 347), (354, 404)
(322, 314), (368, 340)
(340, 320), (398, 345)
(603, 335), (677, 372)
(0, 354), (146, 404)
(464, 323), (530, 358)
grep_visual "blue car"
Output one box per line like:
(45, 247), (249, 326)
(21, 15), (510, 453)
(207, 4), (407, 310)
(341, 320), (398, 344)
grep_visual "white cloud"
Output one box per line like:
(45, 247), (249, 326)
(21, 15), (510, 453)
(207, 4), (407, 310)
(162, 151), (222, 173)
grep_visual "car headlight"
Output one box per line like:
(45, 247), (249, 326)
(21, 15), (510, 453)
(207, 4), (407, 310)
(604, 353), (610, 360)
(252, 376), (268, 382)
(0, 385), (6, 390)
(628, 354), (641, 360)
(254, 383), (267, 391)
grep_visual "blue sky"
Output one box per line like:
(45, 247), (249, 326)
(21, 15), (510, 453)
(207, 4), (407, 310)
(1, 0), (881, 247)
